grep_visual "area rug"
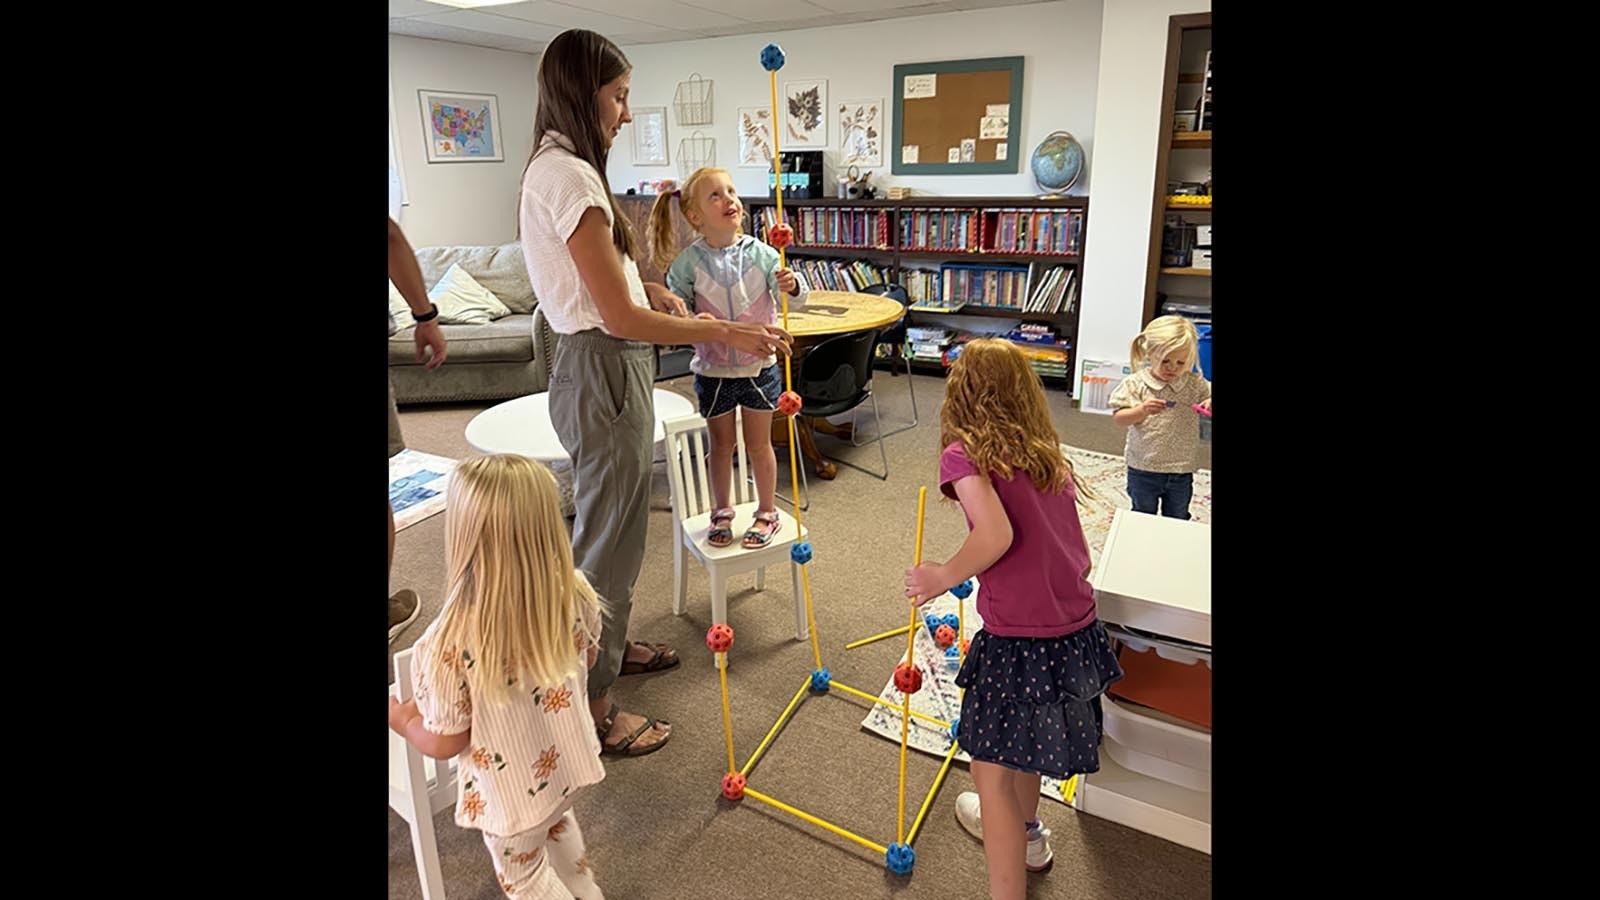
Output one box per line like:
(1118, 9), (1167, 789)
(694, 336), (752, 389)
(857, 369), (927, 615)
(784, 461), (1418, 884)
(389, 450), (458, 532)
(857, 445), (1210, 806)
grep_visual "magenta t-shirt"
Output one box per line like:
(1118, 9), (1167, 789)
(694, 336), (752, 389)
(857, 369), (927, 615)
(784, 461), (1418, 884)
(939, 441), (1098, 638)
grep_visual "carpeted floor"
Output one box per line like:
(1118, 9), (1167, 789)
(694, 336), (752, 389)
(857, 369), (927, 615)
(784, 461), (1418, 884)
(388, 371), (1212, 899)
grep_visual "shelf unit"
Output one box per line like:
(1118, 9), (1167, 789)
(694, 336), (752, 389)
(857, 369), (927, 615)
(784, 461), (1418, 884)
(1143, 13), (1212, 328)
(745, 195), (1089, 387)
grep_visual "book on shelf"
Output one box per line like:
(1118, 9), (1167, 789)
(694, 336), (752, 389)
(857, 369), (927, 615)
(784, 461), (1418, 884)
(990, 209), (1084, 255)
(788, 257), (892, 293)
(755, 205), (890, 249)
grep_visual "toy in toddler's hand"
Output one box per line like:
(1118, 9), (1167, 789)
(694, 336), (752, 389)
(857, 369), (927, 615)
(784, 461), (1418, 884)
(1192, 403), (1212, 417)
(767, 222), (794, 250)
(893, 661), (923, 694)
(934, 624), (956, 648)
(778, 390), (802, 416)
(949, 579), (975, 600)
(706, 623), (734, 653)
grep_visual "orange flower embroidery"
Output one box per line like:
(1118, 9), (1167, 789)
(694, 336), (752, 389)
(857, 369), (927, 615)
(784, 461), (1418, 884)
(455, 686), (472, 717)
(542, 686), (573, 713)
(547, 818), (569, 842)
(498, 873), (516, 895)
(461, 789), (485, 821)
(533, 746), (560, 779)
(471, 748), (493, 768)
(575, 855), (594, 876)
(511, 849), (542, 865)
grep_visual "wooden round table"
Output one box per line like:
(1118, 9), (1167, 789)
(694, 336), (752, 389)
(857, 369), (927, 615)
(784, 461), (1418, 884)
(772, 290), (908, 480)
(780, 290), (907, 344)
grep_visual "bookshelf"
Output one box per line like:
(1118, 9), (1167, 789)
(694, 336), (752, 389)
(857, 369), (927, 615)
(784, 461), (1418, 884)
(745, 195), (1089, 388)
(1143, 13), (1212, 329)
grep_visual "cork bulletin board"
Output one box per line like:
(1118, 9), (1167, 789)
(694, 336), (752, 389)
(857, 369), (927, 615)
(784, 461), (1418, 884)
(892, 56), (1024, 175)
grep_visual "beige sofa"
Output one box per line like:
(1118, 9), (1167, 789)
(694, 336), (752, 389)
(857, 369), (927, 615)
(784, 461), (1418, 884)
(388, 243), (558, 405)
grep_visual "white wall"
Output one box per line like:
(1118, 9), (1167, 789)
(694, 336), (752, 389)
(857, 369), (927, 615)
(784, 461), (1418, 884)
(1078, 0), (1210, 380)
(607, 1), (1103, 199)
(389, 36), (538, 248)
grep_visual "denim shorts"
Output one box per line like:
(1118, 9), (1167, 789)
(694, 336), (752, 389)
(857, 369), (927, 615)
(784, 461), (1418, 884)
(694, 364), (782, 419)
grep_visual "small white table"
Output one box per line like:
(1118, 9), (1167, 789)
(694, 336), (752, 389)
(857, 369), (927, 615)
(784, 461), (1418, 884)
(1075, 508), (1212, 855)
(465, 388), (696, 461)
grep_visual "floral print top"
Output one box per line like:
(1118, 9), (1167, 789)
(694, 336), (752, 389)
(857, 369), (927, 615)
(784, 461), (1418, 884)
(410, 616), (606, 837)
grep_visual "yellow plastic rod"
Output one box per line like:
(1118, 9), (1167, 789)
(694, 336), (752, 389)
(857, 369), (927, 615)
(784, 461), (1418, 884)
(740, 677), (812, 777)
(897, 486), (928, 844)
(718, 649), (736, 774)
(907, 740), (962, 844)
(744, 787), (888, 855)
(845, 623), (913, 650)
(828, 680), (951, 729)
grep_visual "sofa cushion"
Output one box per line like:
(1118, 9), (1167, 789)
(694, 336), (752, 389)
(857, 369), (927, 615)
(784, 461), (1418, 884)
(390, 313), (534, 366)
(429, 263), (512, 324)
(415, 243), (536, 314)
(388, 280), (415, 331)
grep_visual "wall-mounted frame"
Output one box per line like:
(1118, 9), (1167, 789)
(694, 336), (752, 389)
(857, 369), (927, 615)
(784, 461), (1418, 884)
(892, 56), (1023, 175)
(631, 106), (670, 166)
(418, 89), (503, 163)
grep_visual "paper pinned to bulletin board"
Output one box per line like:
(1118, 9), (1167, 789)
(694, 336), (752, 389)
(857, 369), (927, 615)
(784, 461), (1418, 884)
(1079, 359), (1132, 414)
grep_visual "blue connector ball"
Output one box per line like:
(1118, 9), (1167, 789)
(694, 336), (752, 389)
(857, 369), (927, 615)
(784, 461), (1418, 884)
(790, 541), (813, 565)
(941, 613), (960, 631)
(950, 579), (975, 600)
(810, 667), (832, 693)
(949, 716), (960, 739)
(760, 43), (786, 72)
(885, 842), (916, 875)
(924, 614), (941, 635)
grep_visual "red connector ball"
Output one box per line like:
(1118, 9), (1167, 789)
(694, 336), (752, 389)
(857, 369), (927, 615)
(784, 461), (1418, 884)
(706, 623), (734, 653)
(893, 661), (923, 694)
(777, 390), (802, 416)
(721, 771), (747, 801)
(934, 624), (956, 648)
(767, 223), (794, 250)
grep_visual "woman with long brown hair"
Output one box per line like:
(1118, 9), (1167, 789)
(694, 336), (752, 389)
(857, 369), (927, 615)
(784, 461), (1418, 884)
(518, 29), (791, 757)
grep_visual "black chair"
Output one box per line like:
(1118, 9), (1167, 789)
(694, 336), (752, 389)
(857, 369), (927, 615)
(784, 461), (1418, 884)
(796, 329), (889, 480)
(858, 282), (918, 438)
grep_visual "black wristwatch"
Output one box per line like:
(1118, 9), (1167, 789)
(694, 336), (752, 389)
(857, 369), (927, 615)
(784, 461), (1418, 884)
(413, 303), (440, 324)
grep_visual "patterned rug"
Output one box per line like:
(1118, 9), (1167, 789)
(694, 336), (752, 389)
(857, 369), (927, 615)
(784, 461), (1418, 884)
(857, 445), (1210, 806)
(389, 450), (459, 532)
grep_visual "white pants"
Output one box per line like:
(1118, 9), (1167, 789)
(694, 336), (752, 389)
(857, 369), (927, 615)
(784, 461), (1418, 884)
(481, 809), (603, 900)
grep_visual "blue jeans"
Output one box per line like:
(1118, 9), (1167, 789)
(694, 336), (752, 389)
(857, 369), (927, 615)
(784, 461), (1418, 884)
(1127, 467), (1193, 519)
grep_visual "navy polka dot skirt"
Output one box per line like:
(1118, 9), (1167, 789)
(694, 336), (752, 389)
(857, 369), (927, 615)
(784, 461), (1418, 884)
(954, 620), (1124, 780)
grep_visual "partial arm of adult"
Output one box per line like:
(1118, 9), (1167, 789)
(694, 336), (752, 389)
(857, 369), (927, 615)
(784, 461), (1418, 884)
(388, 217), (448, 371)
(566, 208), (791, 357)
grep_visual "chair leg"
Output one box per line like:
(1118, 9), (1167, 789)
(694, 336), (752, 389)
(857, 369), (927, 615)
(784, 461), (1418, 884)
(756, 566), (766, 592)
(792, 561), (808, 641)
(824, 395), (890, 480)
(672, 540), (688, 615)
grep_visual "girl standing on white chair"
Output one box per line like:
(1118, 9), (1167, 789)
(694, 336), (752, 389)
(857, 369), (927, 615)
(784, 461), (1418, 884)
(388, 455), (607, 899)
(648, 166), (807, 550)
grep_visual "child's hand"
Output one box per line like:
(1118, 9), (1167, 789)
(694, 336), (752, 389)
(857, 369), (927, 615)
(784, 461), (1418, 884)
(905, 563), (949, 607)
(1140, 398), (1168, 416)
(694, 312), (716, 321)
(1199, 398), (1211, 413)
(775, 268), (798, 295)
(388, 696), (418, 735)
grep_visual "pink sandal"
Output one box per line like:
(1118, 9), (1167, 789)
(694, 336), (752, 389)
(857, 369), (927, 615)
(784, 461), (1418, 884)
(742, 509), (783, 549)
(707, 507), (736, 547)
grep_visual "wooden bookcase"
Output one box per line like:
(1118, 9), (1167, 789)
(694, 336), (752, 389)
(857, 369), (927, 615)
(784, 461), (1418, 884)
(744, 195), (1089, 387)
(1142, 12), (1212, 327)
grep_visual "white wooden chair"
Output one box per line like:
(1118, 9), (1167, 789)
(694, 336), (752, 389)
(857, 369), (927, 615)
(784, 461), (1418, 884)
(388, 647), (458, 900)
(664, 411), (810, 659)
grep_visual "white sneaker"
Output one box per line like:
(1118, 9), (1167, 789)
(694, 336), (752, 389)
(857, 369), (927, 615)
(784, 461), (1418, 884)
(954, 791), (1055, 873)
